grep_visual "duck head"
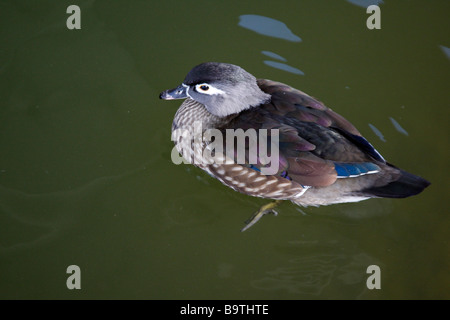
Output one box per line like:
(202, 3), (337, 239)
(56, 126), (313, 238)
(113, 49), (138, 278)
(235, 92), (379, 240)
(160, 62), (271, 117)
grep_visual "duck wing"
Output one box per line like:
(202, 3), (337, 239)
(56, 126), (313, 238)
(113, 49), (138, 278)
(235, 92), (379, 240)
(224, 79), (386, 187)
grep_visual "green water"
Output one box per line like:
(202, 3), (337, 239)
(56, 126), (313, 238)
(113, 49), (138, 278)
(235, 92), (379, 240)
(0, 0), (448, 299)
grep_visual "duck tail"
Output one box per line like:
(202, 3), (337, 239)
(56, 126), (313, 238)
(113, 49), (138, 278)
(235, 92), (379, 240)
(359, 165), (430, 198)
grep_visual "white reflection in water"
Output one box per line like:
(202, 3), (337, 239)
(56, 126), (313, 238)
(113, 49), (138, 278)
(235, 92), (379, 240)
(261, 51), (287, 62)
(368, 123), (386, 142)
(389, 117), (409, 136)
(260, 52), (304, 76)
(238, 14), (302, 42)
(346, 0), (384, 8)
(263, 60), (305, 75)
(439, 45), (450, 60)
(239, 16), (304, 76)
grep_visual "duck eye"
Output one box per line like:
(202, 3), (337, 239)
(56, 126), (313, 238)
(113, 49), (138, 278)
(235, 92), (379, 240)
(197, 84), (209, 91)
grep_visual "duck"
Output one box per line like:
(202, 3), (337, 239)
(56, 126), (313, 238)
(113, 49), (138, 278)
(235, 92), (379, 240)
(160, 62), (430, 231)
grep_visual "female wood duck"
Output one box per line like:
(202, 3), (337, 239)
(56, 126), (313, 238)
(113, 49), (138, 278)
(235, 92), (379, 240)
(160, 62), (430, 231)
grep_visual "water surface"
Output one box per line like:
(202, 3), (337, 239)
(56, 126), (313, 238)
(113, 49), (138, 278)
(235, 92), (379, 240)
(0, 0), (448, 299)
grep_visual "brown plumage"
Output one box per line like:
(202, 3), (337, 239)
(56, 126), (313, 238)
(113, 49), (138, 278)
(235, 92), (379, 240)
(160, 62), (430, 210)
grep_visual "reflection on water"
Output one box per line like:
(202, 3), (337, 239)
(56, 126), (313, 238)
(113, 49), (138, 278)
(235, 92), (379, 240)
(261, 51), (287, 62)
(239, 15), (305, 75)
(263, 60), (304, 75)
(346, 0), (384, 8)
(369, 116), (411, 142)
(238, 14), (302, 42)
(389, 117), (409, 136)
(439, 45), (450, 60)
(368, 123), (386, 142)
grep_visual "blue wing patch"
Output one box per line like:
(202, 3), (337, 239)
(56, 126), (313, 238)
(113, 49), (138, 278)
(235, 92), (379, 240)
(334, 162), (380, 178)
(248, 164), (261, 172)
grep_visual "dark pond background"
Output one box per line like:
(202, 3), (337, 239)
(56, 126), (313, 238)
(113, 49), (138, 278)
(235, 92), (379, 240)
(0, 0), (448, 299)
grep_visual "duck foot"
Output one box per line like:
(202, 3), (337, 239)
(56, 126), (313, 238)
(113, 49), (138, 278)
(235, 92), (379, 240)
(241, 200), (283, 232)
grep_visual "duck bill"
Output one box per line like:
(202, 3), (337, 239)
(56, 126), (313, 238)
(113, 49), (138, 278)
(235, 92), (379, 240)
(159, 84), (188, 100)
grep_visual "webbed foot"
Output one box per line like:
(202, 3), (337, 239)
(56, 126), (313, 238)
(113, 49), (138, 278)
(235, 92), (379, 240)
(241, 200), (282, 232)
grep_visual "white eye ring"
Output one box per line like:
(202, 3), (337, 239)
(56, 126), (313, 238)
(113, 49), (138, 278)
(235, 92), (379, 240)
(195, 83), (225, 95)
